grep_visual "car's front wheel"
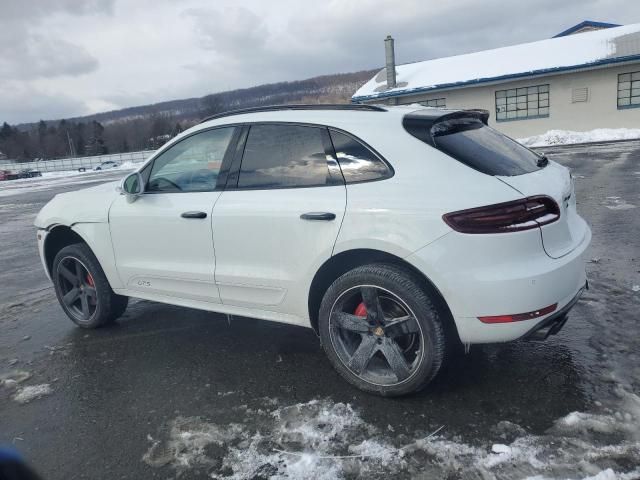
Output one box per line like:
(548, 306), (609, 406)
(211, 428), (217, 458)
(319, 263), (446, 396)
(52, 243), (128, 328)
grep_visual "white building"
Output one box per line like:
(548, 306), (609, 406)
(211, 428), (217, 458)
(353, 21), (640, 138)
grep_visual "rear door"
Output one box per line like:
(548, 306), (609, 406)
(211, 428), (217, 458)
(211, 123), (346, 319)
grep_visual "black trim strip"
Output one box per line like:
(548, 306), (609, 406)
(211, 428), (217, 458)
(199, 104), (386, 124)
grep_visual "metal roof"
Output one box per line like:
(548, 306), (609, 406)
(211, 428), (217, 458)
(353, 23), (640, 103)
(553, 20), (621, 38)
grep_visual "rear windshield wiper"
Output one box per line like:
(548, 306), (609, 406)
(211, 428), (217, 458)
(536, 154), (549, 168)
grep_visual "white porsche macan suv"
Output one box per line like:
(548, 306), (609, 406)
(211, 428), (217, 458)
(35, 105), (591, 396)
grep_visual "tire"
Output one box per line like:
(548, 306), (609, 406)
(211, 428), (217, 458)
(318, 263), (446, 397)
(52, 243), (128, 328)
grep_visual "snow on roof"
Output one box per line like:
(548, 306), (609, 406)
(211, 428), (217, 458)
(353, 23), (640, 102)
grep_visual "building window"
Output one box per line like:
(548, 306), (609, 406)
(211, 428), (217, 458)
(420, 98), (446, 108)
(618, 72), (640, 109)
(495, 84), (549, 121)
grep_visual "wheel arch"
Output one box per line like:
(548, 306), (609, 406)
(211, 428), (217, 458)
(44, 225), (91, 276)
(308, 248), (461, 345)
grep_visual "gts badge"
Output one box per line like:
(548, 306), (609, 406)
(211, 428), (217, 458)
(137, 280), (151, 287)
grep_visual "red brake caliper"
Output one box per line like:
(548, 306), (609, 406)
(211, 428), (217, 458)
(86, 274), (95, 287)
(354, 302), (367, 317)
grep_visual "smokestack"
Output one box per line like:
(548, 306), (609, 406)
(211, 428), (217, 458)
(384, 35), (396, 89)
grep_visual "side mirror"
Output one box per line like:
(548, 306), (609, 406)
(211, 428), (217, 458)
(118, 172), (144, 203)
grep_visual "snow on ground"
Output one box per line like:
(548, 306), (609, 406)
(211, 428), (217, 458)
(0, 162), (138, 197)
(0, 370), (31, 388)
(12, 384), (52, 404)
(1, 370), (53, 404)
(143, 396), (640, 479)
(518, 128), (640, 147)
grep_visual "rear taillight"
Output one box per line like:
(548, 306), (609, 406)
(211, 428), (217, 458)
(478, 303), (557, 323)
(443, 195), (560, 234)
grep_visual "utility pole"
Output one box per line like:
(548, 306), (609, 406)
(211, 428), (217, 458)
(66, 130), (76, 157)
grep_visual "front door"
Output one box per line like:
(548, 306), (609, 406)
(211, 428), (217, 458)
(212, 123), (346, 320)
(109, 126), (238, 303)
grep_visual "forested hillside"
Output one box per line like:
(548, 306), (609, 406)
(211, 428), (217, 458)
(0, 69), (376, 161)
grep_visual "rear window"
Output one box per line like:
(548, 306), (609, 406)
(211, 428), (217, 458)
(432, 118), (543, 176)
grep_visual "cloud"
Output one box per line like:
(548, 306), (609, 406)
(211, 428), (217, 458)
(2, 0), (640, 124)
(184, 6), (269, 55)
(0, 33), (98, 80)
(0, 0), (115, 122)
(1, 0), (114, 20)
(0, 83), (89, 124)
(0, 1), (111, 80)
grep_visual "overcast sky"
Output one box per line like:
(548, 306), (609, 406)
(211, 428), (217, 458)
(1, 0), (639, 124)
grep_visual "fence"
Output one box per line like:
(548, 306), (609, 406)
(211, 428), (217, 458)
(0, 150), (157, 173)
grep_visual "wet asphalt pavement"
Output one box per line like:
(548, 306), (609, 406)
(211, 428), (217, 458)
(0, 143), (639, 479)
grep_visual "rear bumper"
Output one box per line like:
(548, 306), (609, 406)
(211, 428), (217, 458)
(522, 280), (586, 340)
(406, 222), (591, 344)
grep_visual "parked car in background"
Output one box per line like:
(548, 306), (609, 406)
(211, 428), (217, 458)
(18, 169), (42, 178)
(0, 170), (19, 181)
(34, 104), (590, 396)
(0, 168), (42, 181)
(94, 161), (120, 171)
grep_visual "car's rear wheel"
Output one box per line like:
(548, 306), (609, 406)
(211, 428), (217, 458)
(52, 243), (128, 328)
(319, 263), (445, 396)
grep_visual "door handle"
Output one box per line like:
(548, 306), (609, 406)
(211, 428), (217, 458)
(300, 212), (336, 221)
(181, 211), (207, 219)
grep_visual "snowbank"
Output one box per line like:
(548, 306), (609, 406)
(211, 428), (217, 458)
(518, 128), (640, 147)
(143, 397), (640, 479)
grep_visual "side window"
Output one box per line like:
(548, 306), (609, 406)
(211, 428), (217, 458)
(147, 127), (235, 193)
(329, 130), (390, 183)
(238, 124), (330, 189)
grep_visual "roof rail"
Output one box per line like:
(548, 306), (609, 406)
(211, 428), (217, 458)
(199, 103), (386, 124)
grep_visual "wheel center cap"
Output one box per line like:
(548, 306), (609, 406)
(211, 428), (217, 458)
(373, 326), (384, 337)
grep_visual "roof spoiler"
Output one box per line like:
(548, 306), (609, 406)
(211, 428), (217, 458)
(403, 109), (490, 147)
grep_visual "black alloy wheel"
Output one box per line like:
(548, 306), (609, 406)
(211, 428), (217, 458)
(52, 243), (128, 328)
(319, 263), (446, 396)
(329, 285), (423, 386)
(56, 256), (98, 322)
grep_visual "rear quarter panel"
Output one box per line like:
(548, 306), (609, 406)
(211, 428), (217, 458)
(333, 120), (528, 257)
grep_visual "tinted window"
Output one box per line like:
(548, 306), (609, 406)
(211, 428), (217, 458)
(238, 125), (330, 189)
(329, 130), (390, 183)
(147, 127), (235, 192)
(432, 118), (542, 176)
